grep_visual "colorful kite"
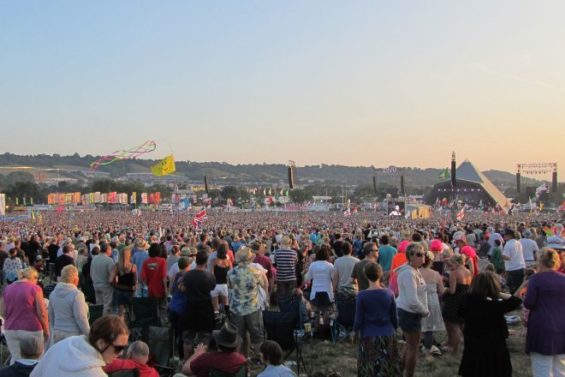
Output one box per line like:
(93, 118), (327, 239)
(90, 140), (157, 170)
(151, 154), (176, 176)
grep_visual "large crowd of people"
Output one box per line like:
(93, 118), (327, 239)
(0, 209), (563, 376)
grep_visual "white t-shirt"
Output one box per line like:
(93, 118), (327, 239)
(519, 238), (539, 262)
(305, 260), (335, 302)
(503, 239), (525, 271)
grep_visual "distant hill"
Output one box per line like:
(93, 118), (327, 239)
(0, 152), (543, 189)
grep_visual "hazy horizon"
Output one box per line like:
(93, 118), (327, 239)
(1, 2), (564, 177)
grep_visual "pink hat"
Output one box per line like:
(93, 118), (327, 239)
(430, 239), (443, 253)
(398, 240), (410, 253)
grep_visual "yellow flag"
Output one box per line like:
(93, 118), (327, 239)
(151, 155), (176, 176)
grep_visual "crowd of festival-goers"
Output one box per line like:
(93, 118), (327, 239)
(0, 209), (563, 377)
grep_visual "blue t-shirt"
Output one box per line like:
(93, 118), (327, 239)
(378, 245), (397, 272)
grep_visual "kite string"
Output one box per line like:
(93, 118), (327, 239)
(90, 140), (157, 170)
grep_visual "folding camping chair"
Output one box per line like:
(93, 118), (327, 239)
(129, 297), (173, 368)
(209, 365), (247, 377)
(333, 293), (356, 342)
(265, 293), (308, 375)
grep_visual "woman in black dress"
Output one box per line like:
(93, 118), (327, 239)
(458, 272), (522, 377)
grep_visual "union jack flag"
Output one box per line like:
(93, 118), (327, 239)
(192, 209), (208, 228)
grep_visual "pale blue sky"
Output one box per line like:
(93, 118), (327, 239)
(1, 1), (564, 177)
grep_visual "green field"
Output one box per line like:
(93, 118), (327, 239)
(250, 321), (531, 377)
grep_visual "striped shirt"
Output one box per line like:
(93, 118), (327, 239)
(274, 248), (297, 282)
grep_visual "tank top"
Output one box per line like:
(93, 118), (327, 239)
(214, 264), (229, 285)
(116, 266), (136, 291)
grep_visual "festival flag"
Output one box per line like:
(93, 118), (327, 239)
(439, 168), (450, 180)
(31, 210), (35, 221)
(456, 206), (465, 220)
(141, 193), (148, 204)
(151, 155), (176, 176)
(343, 208), (351, 217)
(535, 183), (548, 198)
(192, 208), (208, 228)
(0, 193), (5, 216)
(130, 192), (137, 205)
(23, 197), (27, 206)
(15, 197), (19, 206)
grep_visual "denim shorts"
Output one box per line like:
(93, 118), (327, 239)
(398, 308), (422, 333)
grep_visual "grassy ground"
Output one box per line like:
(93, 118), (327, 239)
(250, 320), (532, 377)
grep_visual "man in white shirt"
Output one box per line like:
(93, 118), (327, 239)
(519, 230), (539, 267)
(502, 228), (525, 294)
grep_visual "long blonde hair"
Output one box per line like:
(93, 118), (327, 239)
(118, 247), (133, 274)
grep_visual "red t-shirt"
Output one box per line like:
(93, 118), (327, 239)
(190, 351), (246, 377)
(104, 359), (159, 377)
(142, 257), (167, 298)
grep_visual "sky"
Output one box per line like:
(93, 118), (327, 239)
(1, 1), (564, 177)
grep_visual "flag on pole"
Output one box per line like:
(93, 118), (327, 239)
(343, 208), (351, 217)
(456, 207), (465, 221)
(535, 183), (548, 198)
(192, 209), (208, 228)
(151, 155), (176, 176)
(439, 168), (450, 180)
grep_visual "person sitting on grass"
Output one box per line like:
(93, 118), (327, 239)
(177, 322), (246, 377)
(257, 340), (296, 377)
(104, 340), (159, 377)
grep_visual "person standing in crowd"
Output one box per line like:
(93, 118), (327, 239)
(524, 249), (565, 377)
(0, 336), (43, 377)
(333, 241), (359, 299)
(458, 272), (522, 377)
(48, 265), (90, 345)
(1, 267), (49, 364)
(169, 257), (190, 359)
(228, 247), (267, 358)
(54, 244), (75, 281)
(490, 239), (505, 274)
(141, 243), (167, 301)
(30, 315), (129, 377)
(353, 262), (401, 377)
(441, 254), (472, 354)
(210, 242), (232, 316)
(389, 240), (410, 296)
(257, 340), (297, 377)
(3, 248), (23, 284)
(131, 238), (149, 297)
(104, 340), (159, 377)
(252, 241), (275, 297)
(181, 250), (216, 358)
(377, 235), (396, 281)
(109, 246), (137, 319)
(90, 242), (115, 315)
(273, 236), (298, 303)
(520, 229), (540, 268)
(419, 251), (445, 358)
(502, 228), (526, 294)
(396, 242), (428, 377)
(351, 242), (379, 292)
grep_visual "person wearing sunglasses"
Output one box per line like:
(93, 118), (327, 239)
(30, 315), (129, 377)
(396, 242), (429, 377)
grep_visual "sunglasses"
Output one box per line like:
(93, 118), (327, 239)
(111, 343), (127, 353)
